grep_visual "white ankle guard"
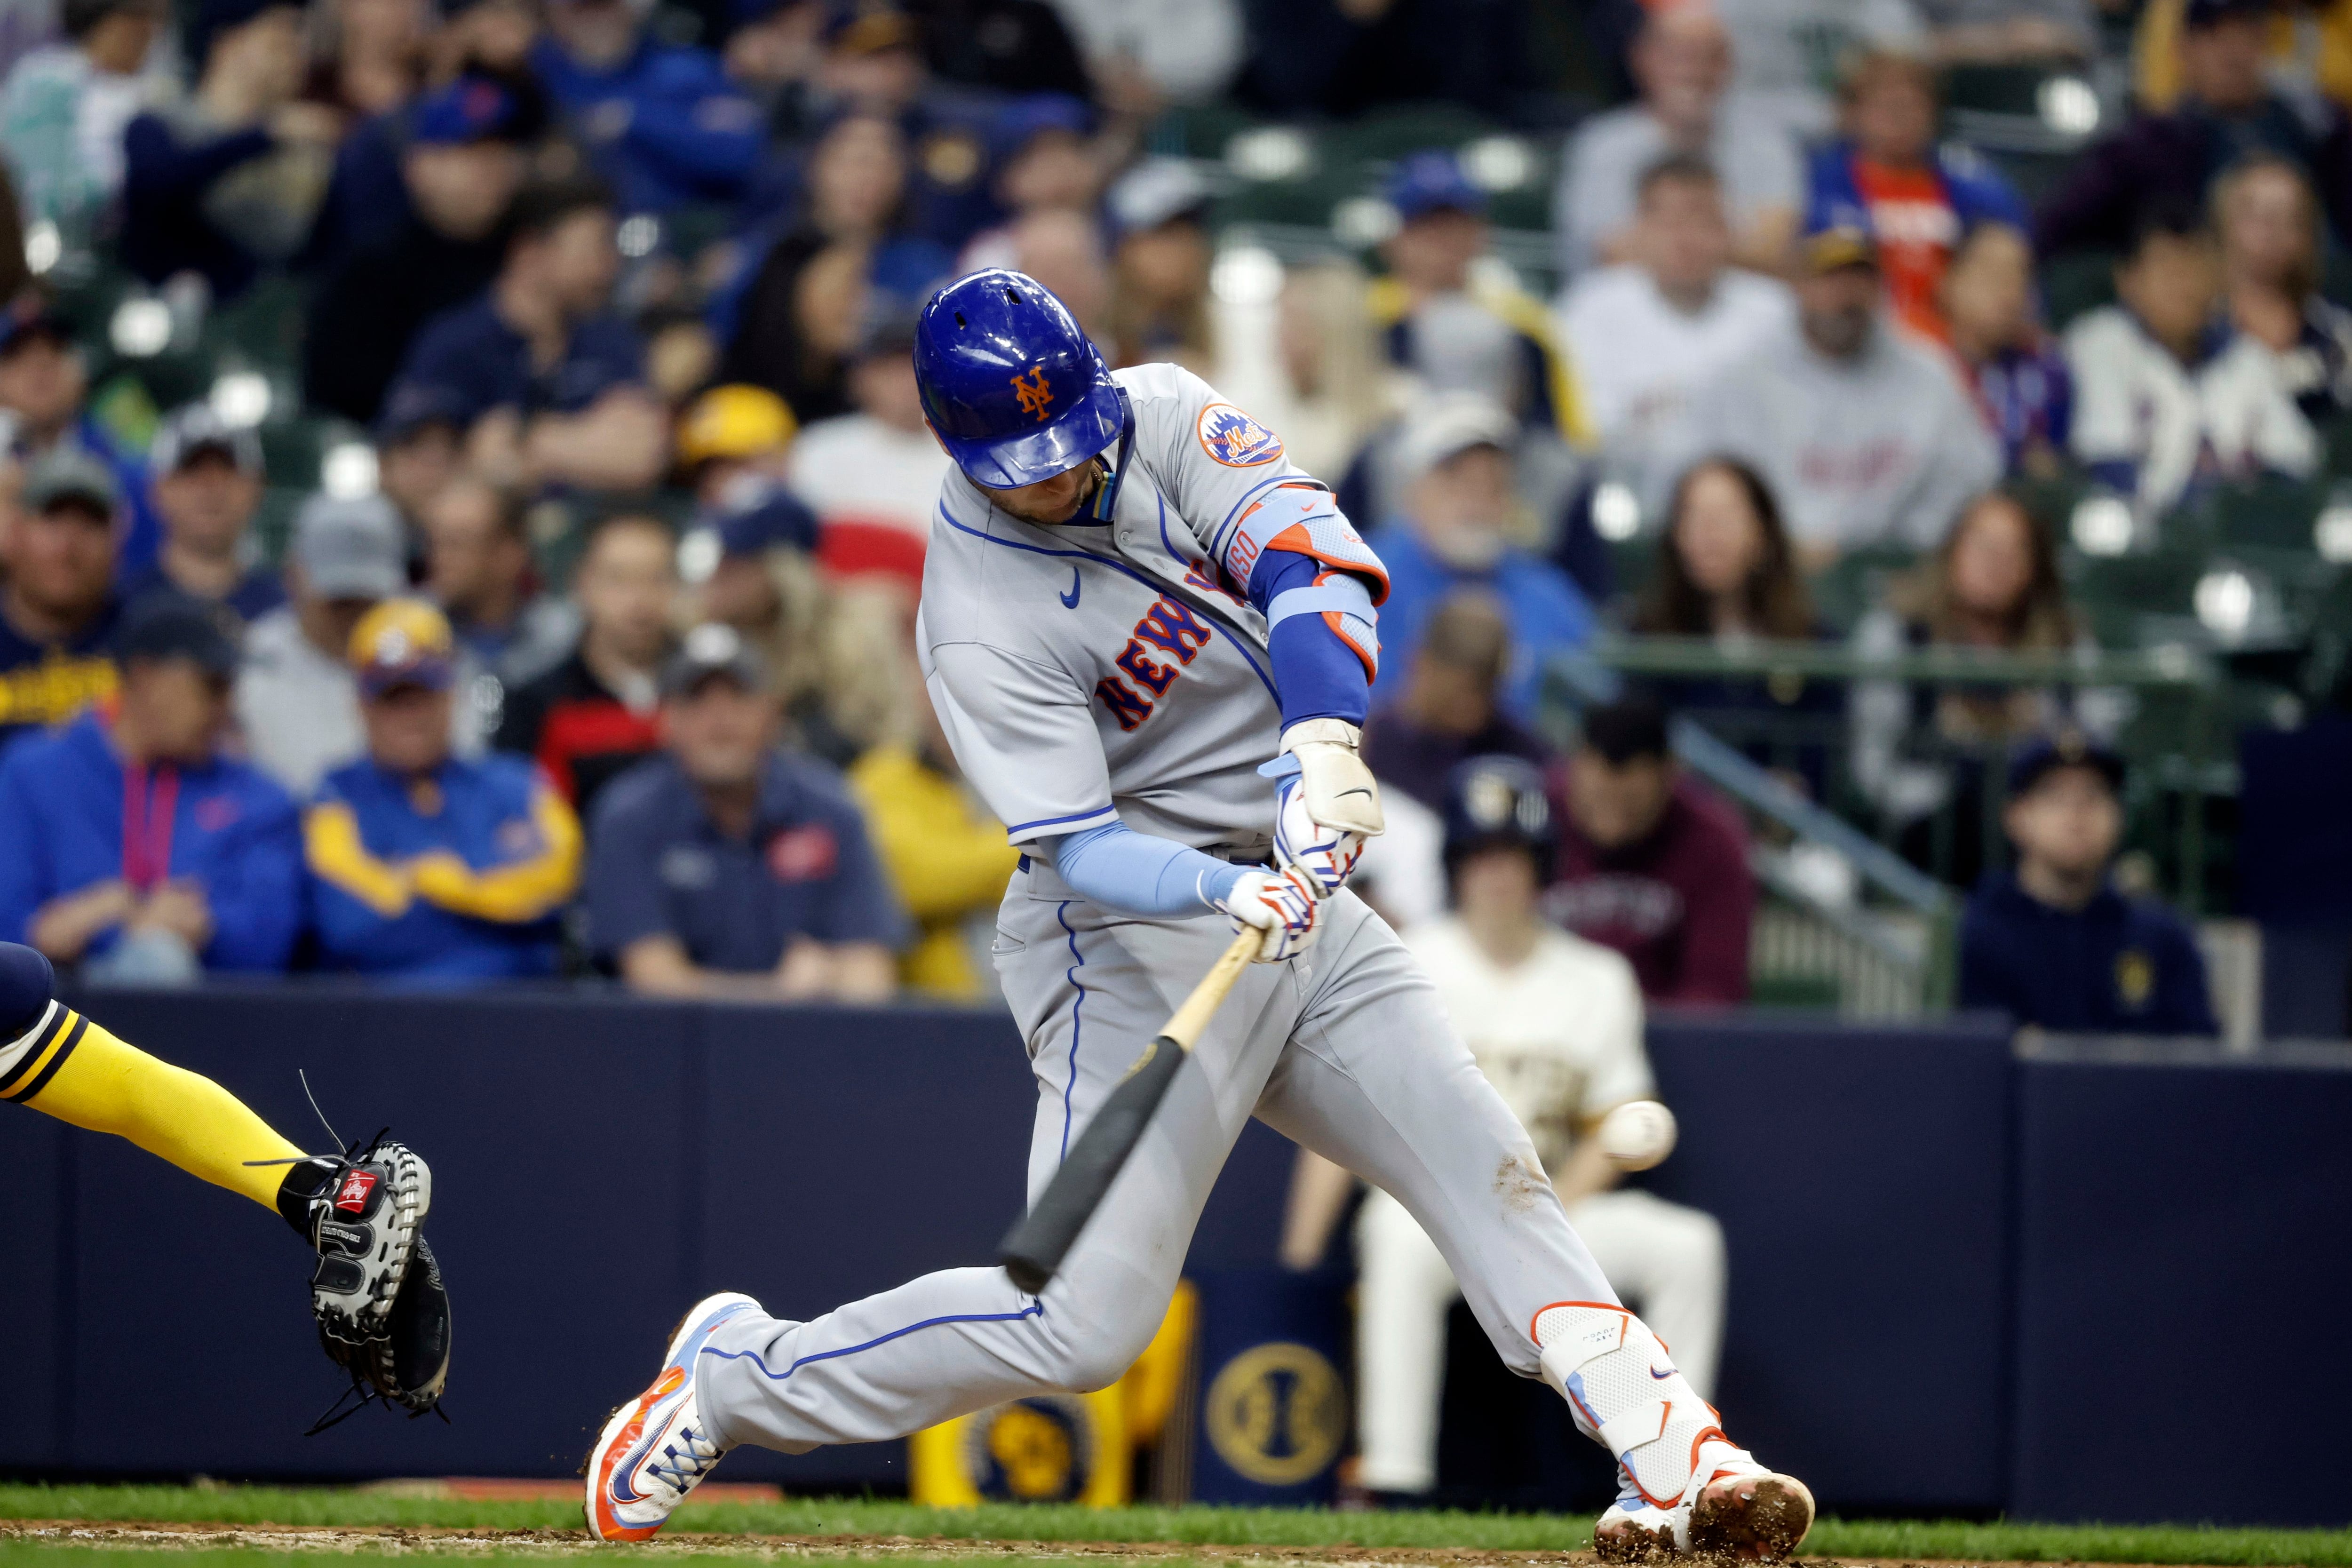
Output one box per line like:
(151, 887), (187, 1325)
(1533, 1300), (1756, 1510)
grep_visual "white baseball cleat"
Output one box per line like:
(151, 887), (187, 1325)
(1593, 1464), (1817, 1562)
(584, 1291), (762, 1543)
(1533, 1300), (1814, 1562)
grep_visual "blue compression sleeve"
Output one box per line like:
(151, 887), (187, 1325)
(1251, 549), (1373, 729)
(1039, 822), (1246, 917)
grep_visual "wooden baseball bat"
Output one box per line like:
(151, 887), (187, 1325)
(999, 926), (1262, 1295)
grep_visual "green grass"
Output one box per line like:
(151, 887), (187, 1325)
(1, 1484), (2349, 1564)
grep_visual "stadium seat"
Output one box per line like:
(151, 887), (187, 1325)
(1211, 168), (1365, 232)
(1747, 971), (1844, 1010)
(257, 416), (333, 494)
(1609, 534), (1655, 604)
(1806, 545), (1920, 635)
(1157, 102), (1267, 164)
(2318, 410), (2352, 478)
(201, 276), (307, 378)
(1319, 104), (1499, 165)
(2040, 248), (2118, 330)
(1943, 63), (2056, 118)
(2065, 547), (2205, 646)
(2199, 475), (2328, 553)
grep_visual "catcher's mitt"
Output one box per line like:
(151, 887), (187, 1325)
(278, 1135), (450, 1430)
(318, 1237), (453, 1425)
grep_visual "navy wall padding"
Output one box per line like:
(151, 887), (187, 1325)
(0, 1109), (65, 1469)
(2235, 718), (2352, 922)
(2009, 1035), (2352, 1525)
(1643, 1010), (2015, 1514)
(0, 985), (2343, 1526)
(2257, 923), (2352, 1039)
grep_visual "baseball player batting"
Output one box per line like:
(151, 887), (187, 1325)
(585, 270), (1814, 1561)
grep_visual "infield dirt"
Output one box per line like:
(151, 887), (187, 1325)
(0, 1519), (2244, 1568)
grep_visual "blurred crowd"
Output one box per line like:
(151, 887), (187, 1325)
(0, 0), (2299, 1036)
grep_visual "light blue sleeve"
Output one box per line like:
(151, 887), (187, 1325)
(1037, 822), (1248, 918)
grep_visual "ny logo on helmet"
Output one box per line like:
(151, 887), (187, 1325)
(1010, 366), (1054, 422)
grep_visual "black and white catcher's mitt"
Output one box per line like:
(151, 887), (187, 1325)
(275, 1134), (452, 1428)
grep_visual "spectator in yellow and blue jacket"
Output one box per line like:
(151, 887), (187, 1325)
(305, 598), (582, 982)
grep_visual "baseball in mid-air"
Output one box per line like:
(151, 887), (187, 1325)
(1597, 1100), (1678, 1171)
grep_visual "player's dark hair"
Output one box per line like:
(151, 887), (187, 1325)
(1581, 699), (1671, 766)
(507, 174), (615, 252)
(1637, 456), (1815, 641)
(1636, 151), (1719, 204)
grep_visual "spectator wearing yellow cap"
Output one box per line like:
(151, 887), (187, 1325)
(305, 598), (582, 981)
(677, 382), (797, 512)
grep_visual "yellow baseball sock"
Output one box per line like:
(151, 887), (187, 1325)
(0, 1003), (305, 1210)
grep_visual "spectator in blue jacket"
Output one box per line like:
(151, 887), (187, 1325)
(0, 596), (301, 981)
(588, 622), (903, 1001)
(530, 0), (762, 215)
(1369, 393), (1595, 726)
(1960, 732), (2218, 1035)
(119, 0), (342, 295)
(306, 598), (582, 981)
(1805, 48), (2026, 345)
(385, 174), (669, 494)
(0, 449), (125, 756)
(305, 72), (540, 426)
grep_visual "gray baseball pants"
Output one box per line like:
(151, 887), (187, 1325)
(698, 871), (1621, 1454)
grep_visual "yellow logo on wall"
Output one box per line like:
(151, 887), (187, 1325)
(1203, 1341), (1345, 1488)
(961, 1395), (1093, 1502)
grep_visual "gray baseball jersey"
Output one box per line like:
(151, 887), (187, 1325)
(916, 362), (1381, 854)
(691, 365), (1631, 1472)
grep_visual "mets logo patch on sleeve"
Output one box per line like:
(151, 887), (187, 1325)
(1196, 403), (1285, 467)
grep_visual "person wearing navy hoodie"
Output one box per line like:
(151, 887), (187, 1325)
(119, 0), (342, 296)
(1960, 732), (2217, 1035)
(0, 596), (301, 983)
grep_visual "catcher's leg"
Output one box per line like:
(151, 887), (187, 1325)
(0, 943), (448, 1413)
(1255, 903), (1811, 1561)
(0, 943), (303, 1205)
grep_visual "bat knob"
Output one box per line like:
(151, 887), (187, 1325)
(1002, 1255), (1053, 1295)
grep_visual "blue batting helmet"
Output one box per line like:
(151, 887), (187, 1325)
(914, 269), (1124, 489)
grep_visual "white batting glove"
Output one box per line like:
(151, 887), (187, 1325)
(1214, 864), (1324, 963)
(1262, 719), (1383, 897)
